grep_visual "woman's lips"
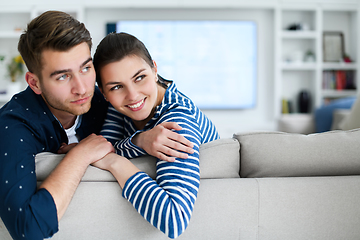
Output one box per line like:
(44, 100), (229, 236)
(127, 98), (145, 111)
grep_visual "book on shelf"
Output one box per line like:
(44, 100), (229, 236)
(282, 99), (293, 114)
(323, 70), (356, 91)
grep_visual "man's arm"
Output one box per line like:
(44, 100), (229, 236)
(0, 128), (113, 240)
(39, 134), (114, 220)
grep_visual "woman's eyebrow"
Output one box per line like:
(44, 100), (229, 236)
(132, 69), (146, 79)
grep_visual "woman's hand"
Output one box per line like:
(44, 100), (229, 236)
(92, 153), (140, 188)
(132, 122), (194, 162)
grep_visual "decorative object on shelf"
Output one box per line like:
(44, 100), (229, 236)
(0, 54), (6, 82)
(291, 50), (304, 63)
(323, 32), (344, 62)
(343, 53), (352, 63)
(304, 50), (315, 62)
(8, 54), (24, 82)
(298, 90), (311, 113)
(286, 23), (310, 31)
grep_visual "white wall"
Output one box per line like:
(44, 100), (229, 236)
(85, 8), (275, 138)
(1, 1), (276, 138)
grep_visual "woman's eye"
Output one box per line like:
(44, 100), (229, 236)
(135, 75), (145, 82)
(110, 85), (123, 91)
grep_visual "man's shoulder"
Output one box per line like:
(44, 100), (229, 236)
(0, 87), (47, 120)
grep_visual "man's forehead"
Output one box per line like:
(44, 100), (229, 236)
(41, 43), (91, 73)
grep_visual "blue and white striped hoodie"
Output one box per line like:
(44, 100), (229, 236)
(100, 80), (220, 238)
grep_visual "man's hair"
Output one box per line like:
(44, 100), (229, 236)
(93, 32), (155, 89)
(18, 10), (92, 79)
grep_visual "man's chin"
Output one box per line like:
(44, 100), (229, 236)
(71, 103), (91, 116)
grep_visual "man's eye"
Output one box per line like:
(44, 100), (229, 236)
(81, 66), (90, 73)
(58, 74), (69, 81)
(110, 85), (123, 91)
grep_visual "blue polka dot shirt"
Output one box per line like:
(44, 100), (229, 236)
(0, 87), (107, 240)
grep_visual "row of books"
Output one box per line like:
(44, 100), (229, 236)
(322, 70), (356, 90)
(282, 99), (294, 114)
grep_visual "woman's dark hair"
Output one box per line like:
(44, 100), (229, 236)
(93, 32), (157, 89)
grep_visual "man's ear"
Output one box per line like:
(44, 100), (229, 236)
(25, 72), (42, 95)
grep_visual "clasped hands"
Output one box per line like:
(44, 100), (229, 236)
(58, 122), (194, 163)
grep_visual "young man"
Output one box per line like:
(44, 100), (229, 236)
(0, 11), (193, 240)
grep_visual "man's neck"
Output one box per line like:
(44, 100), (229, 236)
(49, 107), (78, 129)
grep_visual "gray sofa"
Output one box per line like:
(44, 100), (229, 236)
(1, 129), (360, 240)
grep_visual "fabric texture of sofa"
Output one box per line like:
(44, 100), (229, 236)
(1, 129), (360, 240)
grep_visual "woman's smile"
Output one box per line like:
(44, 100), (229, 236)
(127, 98), (146, 111)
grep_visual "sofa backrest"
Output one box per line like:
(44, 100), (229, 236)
(234, 128), (360, 178)
(35, 138), (241, 181)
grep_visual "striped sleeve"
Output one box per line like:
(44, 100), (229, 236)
(122, 109), (202, 239)
(100, 106), (146, 158)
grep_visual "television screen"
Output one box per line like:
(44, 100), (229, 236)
(108, 20), (257, 109)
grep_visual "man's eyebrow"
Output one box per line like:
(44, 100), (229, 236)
(49, 57), (93, 78)
(81, 57), (93, 68)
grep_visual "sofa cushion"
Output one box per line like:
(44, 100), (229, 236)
(35, 138), (240, 181)
(340, 96), (360, 130)
(234, 129), (360, 178)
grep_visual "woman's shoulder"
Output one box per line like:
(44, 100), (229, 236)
(163, 81), (197, 112)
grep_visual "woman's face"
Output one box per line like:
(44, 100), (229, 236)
(100, 55), (164, 129)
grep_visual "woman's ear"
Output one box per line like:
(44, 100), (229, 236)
(25, 72), (42, 95)
(153, 60), (158, 78)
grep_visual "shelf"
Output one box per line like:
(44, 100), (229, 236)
(281, 31), (317, 39)
(281, 62), (317, 70)
(322, 89), (357, 98)
(0, 31), (22, 38)
(322, 62), (357, 70)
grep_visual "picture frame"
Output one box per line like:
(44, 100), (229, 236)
(323, 32), (344, 62)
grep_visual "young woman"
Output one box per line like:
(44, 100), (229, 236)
(92, 32), (220, 238)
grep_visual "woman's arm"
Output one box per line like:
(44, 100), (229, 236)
(93, 116), (202, 239)
(100, 105), (194, 161)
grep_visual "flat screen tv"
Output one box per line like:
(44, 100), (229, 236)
(107, 20), (257, 109)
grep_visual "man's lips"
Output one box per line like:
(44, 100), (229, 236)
(71, 96), (91, 104)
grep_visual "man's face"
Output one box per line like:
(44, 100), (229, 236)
(38, 42), (95, 120)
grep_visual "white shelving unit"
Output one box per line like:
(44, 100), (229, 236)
(0, 6), (84, 105)
(275, 3), (359, 117)
(0, 6), (32, 104)
(0, 1), (359, 120)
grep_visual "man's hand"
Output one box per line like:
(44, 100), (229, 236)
(68, 134), (115, 165)
(132, 122), (194, 162)
(57, 143), (78, 154)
